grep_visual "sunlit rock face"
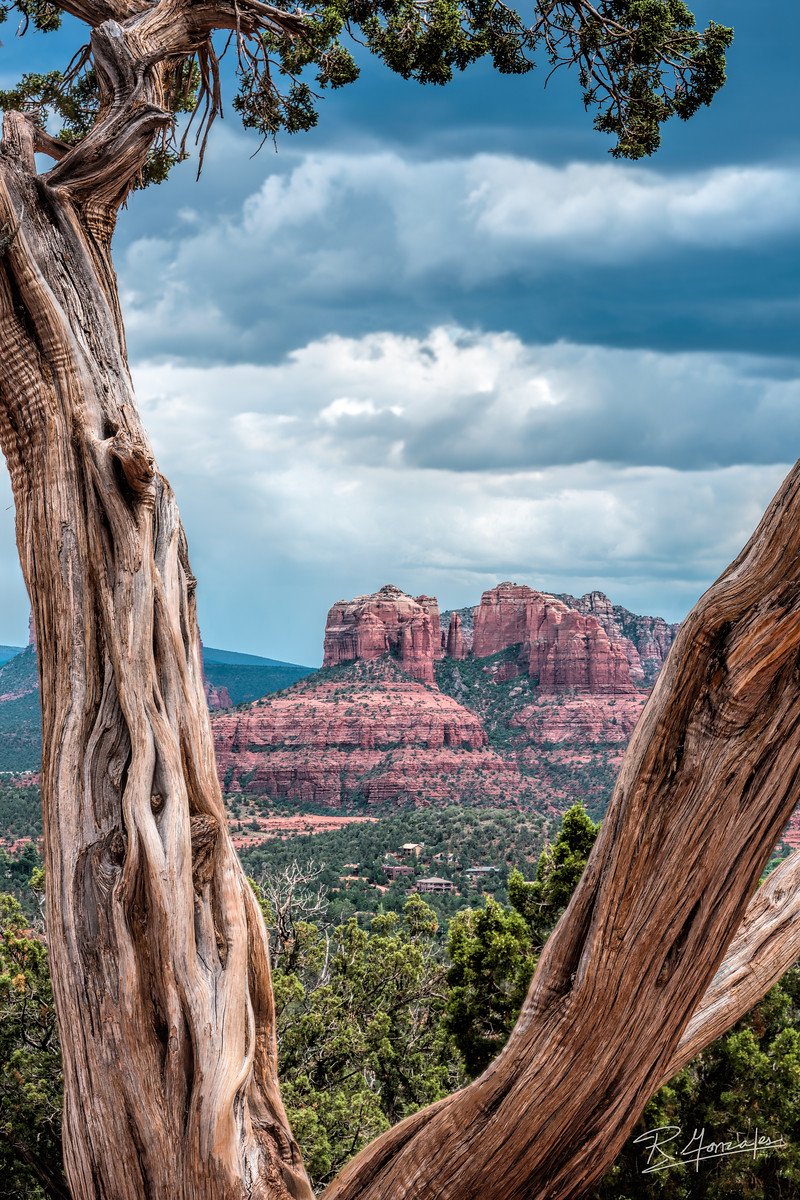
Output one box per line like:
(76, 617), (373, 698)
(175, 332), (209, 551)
(323, 584), (441, 684)
(472, 583), (637, 694)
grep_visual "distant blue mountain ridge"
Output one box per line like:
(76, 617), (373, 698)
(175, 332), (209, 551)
(202, 645), (308, 671)
(0, 646), (23, 666)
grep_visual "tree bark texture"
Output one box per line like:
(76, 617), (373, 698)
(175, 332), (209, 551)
(0, 112), (313, 1200)
(322, 462), (800, 1200)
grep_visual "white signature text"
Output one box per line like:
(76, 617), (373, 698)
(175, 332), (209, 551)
(634, 1125), (787, 1173)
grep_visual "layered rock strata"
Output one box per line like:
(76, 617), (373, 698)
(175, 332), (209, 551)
(510, 693), (648, 810)
(212, 580), (682, 815)
(213, 659), (538, 808)
(323, 585), (440, 684)
(472, 583), (636, 694)
(560, 590), (679, 684)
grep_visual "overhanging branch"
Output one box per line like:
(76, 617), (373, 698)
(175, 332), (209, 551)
(40, 0), (310, 208)
(44, 20), (172, 206)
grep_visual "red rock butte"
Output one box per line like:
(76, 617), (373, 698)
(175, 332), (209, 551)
(214, 658), (538, 808)
(472, 583), (636, 694)
(208, 580), (681, 814)
(323, 584), (442, 684)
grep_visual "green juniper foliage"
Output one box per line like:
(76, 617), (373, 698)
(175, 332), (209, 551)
(0, 0), (731, 173)
(253, 880), (458, 1188)
(443, 805), (800, 1197)
(445, 895), (535, 1075)
(239, 802), (548, 924)
(444, 801), (598, 1076)
(508, 800), (600, 950)
(0, 887), (66, 1200)
(2, 812), (799, 1197)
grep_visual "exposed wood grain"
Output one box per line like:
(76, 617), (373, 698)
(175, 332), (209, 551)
(0, 105), (313, 1200)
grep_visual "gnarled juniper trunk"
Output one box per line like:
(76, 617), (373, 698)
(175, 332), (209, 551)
(0, 114), (312, 1200)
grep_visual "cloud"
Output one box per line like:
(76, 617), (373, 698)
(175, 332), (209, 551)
(135, 326), (800, 474)
(119, 149), (800, 365)
(126, 326), (793, 661)
(1, 323), (792, 660)
(459, 158), (800, 257)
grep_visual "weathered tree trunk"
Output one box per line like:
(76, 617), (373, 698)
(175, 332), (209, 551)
(665, 843), (800, 1078)
(322, 461), (800, 1200)
(0, 113), (313, 1200)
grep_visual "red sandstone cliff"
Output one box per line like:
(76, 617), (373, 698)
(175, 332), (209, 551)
(213, 658), (538, 808)
(205, 681), (233, 711)
(614, 608), (680, 683)
(210, 581), (682, 816)
(323, 584), (440, 684)
(559, 590), (679, 684)
(510, 693), (647, 810)
(446, 612), (468, 660)
(417, 594), (445, 660)
(472, 583), (636, 694)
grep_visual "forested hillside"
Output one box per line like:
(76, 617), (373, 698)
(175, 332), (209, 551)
(3, 805), (798, 1199)
(239, 805), (549, 921)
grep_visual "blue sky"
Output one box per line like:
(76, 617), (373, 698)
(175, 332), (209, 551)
(1, 3), (798, 665)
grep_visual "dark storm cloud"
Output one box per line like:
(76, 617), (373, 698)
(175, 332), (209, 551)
(118, 145), (800, 372)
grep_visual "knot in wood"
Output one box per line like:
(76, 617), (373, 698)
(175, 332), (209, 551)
(190, 813), (219, 892)
(109, 429), (155, 499)
(107, 828), (127, 866)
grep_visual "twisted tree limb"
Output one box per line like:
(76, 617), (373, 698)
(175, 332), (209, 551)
(323, 461), (800, 1200)
(0, 101), (314, 1200)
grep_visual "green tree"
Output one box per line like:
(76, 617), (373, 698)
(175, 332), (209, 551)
(0, 891), (66, 1200)
(262, 885), (457, 1189)
(445, 803), (598, 1077)
(443, 803), (800, 1200)
(509, 802), (600, 950)
(4, 844), (800, 1200)
(444, 897), (535, 1076)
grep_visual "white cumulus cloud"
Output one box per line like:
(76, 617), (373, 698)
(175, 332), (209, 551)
(123, 326), (795, 661)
